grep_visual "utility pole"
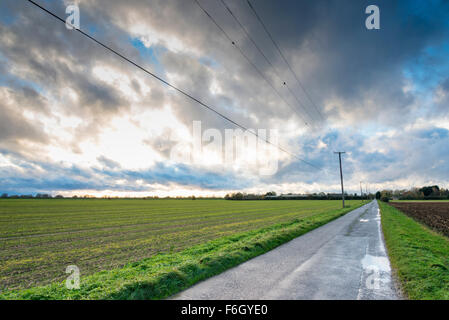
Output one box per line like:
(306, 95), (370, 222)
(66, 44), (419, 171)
(365, 184), (368, 201)
(334, 152), (346, 208)
(360, 181), (364, 202)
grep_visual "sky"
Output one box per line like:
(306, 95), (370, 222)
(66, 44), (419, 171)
(0, 0), (448, 197)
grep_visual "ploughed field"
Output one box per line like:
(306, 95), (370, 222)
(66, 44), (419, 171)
(389, 202), (449, 237)
(0, 199), (361, 291)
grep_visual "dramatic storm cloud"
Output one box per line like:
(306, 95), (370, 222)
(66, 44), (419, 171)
(0, 0), (448, 196)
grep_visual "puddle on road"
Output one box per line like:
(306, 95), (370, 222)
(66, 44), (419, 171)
(358, 253), (395, 299)
(361, 254), (391, 272)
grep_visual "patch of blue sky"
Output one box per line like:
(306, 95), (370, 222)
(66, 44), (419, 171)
(130, 37), (166, 76)
(89, 161), (250, 190)
(0, 8), (16, 26)
(317, 130), (355, 155)
(359, 123), (393, 137)
(321, 130), (339, 145)
(356, 151), (396, 172)
(0, 70), (44, 94)
(415, 127), (449, 140)
(404, 59), (440, 92)
(0, 51), (6, 63)
(198, 56), (219, 69)
(402, 41), (449, 111)
(85, 23), (100, 36)
(0, 0), (25, 26)
(396, 0), (449, 65)
(399, 0), (448, 21)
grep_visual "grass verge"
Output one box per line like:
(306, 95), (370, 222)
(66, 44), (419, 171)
(379, 201), (449, 300)
(0, 203), (363, 300)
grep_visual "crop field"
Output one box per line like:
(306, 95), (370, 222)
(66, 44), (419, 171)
(391, 200), (449, 202)
(0, 199), (362, 292)
(389, 202), (449, 237)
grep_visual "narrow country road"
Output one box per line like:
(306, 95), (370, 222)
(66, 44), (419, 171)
(172, 201), (400, 300)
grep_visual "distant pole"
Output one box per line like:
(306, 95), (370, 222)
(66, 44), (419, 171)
(334, 152), (346, 208)
(365, 184), (368, 201)
(360, 181), (364, 202)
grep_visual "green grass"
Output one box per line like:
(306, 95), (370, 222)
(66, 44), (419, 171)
(379, 201), (449, 300)
(0, 201), (363, 300)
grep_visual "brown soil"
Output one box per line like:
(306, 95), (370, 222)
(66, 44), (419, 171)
(389, 202), (449, 237)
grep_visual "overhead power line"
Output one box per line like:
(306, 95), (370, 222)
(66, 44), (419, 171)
(246, 0), (325, 122)
(194, 0), (310, 127)
(26, 0), (322, 171)
(218, 0), (318, 125)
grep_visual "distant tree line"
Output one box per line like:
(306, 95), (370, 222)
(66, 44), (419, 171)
(1, 193), (60, 199)
(375, 185), (449, 202)
(0, 194), (219, 200)
(4, 186), (445, 201)
(225, 192), (372, 201)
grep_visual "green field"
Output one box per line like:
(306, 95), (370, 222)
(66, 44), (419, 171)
(0, 199), (362, 298)
(379, 201), (449, 300)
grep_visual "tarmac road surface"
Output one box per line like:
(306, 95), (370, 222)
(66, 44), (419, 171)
(172, 200), (400, 300)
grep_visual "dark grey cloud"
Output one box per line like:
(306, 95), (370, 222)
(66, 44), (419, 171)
(0, 1), (160, 144)
(97, 155), (121, 169)
(434, 77), (449, 115)
(0, 103), (47, 143)
(0, 86), (48, 144)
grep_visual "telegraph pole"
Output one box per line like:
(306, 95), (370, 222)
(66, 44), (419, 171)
(360, 181), (364, 202)
(334, 152), (346, 208)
